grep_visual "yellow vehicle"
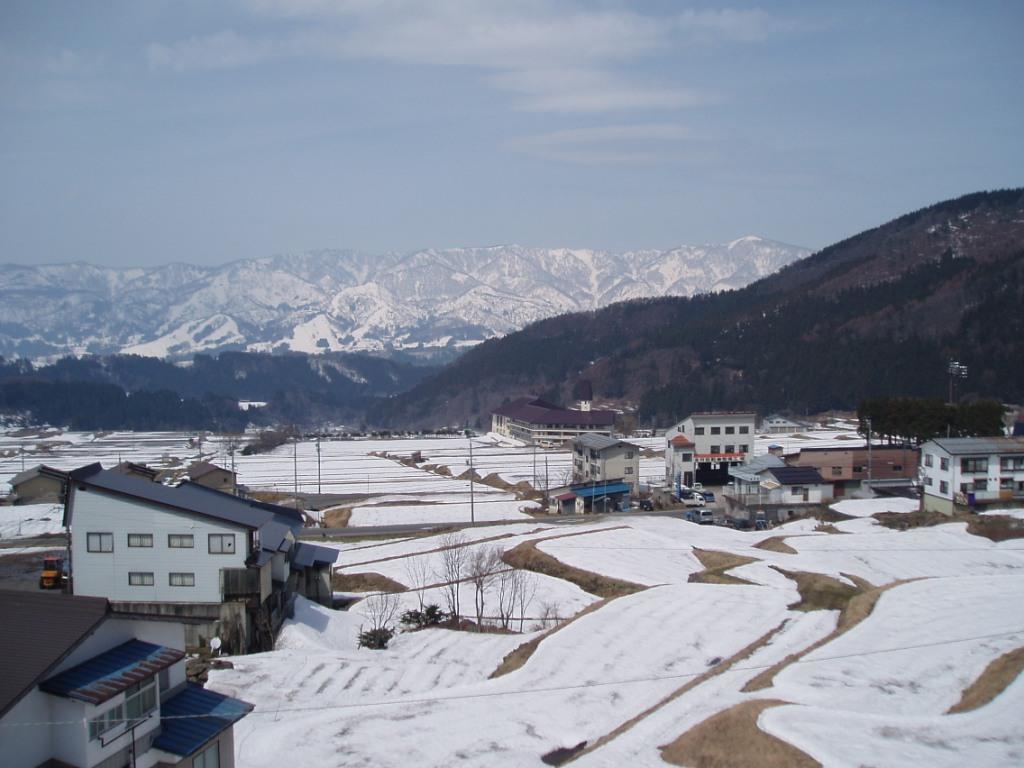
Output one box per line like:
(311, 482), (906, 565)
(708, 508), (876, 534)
(39, 556), (67, 590)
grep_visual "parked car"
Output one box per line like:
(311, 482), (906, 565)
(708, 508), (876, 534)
(700, 490), (716, 503)
(681, 494), (705, 507)
(685, 508), (712, 523)
(639, 499), (654, 511)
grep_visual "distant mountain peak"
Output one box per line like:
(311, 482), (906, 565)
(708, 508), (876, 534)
(0, 238), (810, 362)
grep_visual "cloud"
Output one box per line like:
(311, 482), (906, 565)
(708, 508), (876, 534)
(147, 3), (786, 112)
(506, 122), (696, 164)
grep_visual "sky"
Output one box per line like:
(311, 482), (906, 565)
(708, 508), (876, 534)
(1, 1), (1022, 268)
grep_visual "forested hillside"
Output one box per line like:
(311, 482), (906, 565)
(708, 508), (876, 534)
(374, 189), (1024, 429)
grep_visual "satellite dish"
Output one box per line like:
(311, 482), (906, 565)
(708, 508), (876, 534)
(210, 637), (222, 654)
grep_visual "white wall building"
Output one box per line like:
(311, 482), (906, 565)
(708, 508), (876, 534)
(571, 434), (641, 492)
(0, 590), (251, 768)
(919, 436), (1024, 514)
(66, 463), (338, 652)
(665, 411), (757, 488)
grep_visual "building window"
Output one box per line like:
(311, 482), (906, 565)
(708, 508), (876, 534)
(208, 534), (236, 554)
(711, 426), (721, 435)
(129, 572), (154, 586)
(739, 425), (750, 434)
(125, 678), (158, 721)
(725, 426), (735, 434)
(694, 427), (705, 435)
(940, 480), (949, 494)
(169, 534), (194, 548)
(682, 453), (693, 462)
(852, 465), (864, 474)
(724, 445), (735, 454)
(710, 445), (720, 454)
(924, 453), (934, 467)
(194, 741), (220, 768)
(625, 451), (634, 459)
(169, 572), (196, 587)
(1000, 457), (1024, 471)
(940, 457), (950, 471)
(961, 458), (988, 473)
(739, 444), (749, 454)
(89, 704), (124, 740)
(791, 487), (805, 496)
(625, 467), (634, 474)
(87, 532), (113, 553)
(924, 477), (933, 487)
(893, 465), (903, 472)
(127, 533), (153, 548)
(832, 466), (843, 476)
(972, 479), (988, 492)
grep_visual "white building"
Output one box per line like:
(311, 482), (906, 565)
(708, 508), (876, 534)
(919, 436), (1024, 514)
(491, 397), (616, 446)
(66, 463), (338, 652)
(0, 590), (251, 768)
(571, 434), (641, 492)
(665, 411), (757, 488)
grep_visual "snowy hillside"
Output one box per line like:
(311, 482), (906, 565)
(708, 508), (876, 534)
(0, 238), (807, 361)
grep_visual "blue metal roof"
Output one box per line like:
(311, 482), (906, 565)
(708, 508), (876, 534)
(40, 639), (184, 705)
(153, 683), (253, 757)
(572, 482), (631, 499)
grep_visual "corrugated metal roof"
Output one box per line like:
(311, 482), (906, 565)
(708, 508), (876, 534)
(767, 466), (826, 485)
(929, 437), (1024, 456)
(69, 465), (303, 532)
(40, 639), (184, 705)
(492, 397), (616, 427)
(0, 590), (108, 718)
(153, 683), (253, 757)
(574, 433), (635, 451)
(572, 482), (631, 499)
(292, 542), (339, 569)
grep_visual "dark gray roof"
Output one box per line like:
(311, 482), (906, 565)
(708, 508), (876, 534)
(767, 466), (826, 485)
(492, 397), (615, 427)
(573, 433), (636, 451)
(0, 590), (108, 719)
(187, 461), (235, 481)
(292, 542), (339, 569)
(9, 464), (68, 488)
(68, 465), (302, 532)
(928, 437), (1024, 456)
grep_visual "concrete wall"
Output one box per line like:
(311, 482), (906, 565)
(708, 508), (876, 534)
(70, 486), (249, 603)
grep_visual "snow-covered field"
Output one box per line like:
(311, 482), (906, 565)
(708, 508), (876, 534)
(3, 427), (1023, 764)
(206, 510), (1024, 768)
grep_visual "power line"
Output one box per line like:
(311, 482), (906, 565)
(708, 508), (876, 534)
(3, 627), (1021, 729)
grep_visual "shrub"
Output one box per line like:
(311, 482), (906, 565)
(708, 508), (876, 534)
(357, 627), (395, 650)
(400, 604), (447, 630)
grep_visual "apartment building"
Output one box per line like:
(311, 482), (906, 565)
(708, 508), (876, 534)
(665, 411), (757, 487)
(919, 437), (1024, 514)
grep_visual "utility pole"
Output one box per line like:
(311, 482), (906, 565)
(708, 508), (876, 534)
(316, 435), (322, 495)
(544, 452), (550, 508)
(467, 431), (476, 525)
(866, 417), (873, 488)
(292, 435), (298, 507)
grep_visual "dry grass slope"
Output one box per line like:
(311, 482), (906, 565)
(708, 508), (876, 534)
(659, 699), (820, 768)
(688, 549), (758, 585)
(331, 571), (407, 593)
(754, 536), (798, 554)
(947, 646), (1024, 714)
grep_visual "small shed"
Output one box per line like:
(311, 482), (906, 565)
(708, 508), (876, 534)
(8, 465), (68, 505)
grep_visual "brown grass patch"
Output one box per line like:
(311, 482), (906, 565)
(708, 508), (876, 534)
(873, 509), (1024, 541)
(331, 571), (407, 593)
(490, 597), (618, 678)
(688, 549), (758, 585)
(743, 576), (901, 693)
(755, 536), (798, 554)
(813, 523), (844, 534)
(322, 506), (352, 527)
(947, 646), (1024, 713)
(773, 568), (861, 612)
(502, 534), (645, 599)
(815, 508), (855, 523)
(660, 699), (819, 768)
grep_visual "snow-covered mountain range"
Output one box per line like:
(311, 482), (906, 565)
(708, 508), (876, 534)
(0, 237), (808, 361)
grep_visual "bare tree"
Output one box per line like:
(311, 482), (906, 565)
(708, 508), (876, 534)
(466, 546), (503, 631)
(515, 571), (538, 633)
(437, 532), (469, 622)
(495, 567), (517, 630)
(363, 591), (400, 633)
(403, 556), (431, 612)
